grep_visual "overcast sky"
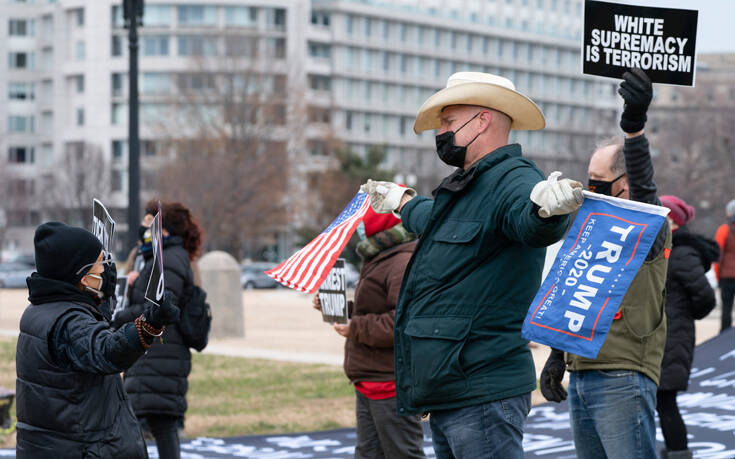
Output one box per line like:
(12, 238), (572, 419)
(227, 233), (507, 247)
(611, 0), (734, 53)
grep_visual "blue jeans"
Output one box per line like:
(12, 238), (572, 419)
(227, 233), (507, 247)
(569, 370), (657, 459)
(429, 392), (531, 459)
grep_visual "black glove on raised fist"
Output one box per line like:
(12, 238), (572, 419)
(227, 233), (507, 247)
(540, 348), (568, 403)
(619, 68), (653, 134)
(144, 291), (180, 329)
(100, 261), (117, 299)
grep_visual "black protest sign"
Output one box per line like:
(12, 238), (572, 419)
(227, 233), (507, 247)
(92, 199), (116, 252)
(112, 275), (129, 321)
(144, 209), (165, 306)
(583, 0), (698, 86)
(318, 259), (349, 324)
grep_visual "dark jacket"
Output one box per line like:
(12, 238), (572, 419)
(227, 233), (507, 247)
(115, 236), (194, 418)
(344, 241), (416, 382)
(394, 144), (570, 415)
(659, 227), (719, 391)
(16, 275), (148, 458)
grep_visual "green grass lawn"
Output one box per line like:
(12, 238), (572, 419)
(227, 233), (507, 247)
(0, 337), (356, 448)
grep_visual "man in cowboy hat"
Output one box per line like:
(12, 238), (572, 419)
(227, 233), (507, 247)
(361, 72), (583, 458)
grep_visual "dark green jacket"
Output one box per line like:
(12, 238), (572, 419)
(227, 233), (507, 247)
(394, 144), (570, 415)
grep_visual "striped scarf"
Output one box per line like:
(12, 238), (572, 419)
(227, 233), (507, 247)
(356, 223), (415, 261)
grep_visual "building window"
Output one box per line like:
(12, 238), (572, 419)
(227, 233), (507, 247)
(308, 140), (327, 156)
(111, 103), (126, 125)
(75, 40), (85, 60)
(76, 75), (84, 93)
(345, 111), (352, 130)
(311, 11), (330, 27)
(111, 35), (124, 57)
(400, 23), (407, 42)
(8, 146), (35, 164)
(73, 8), (84, 27)
(345, 15), (353, 34)
(178, 36), (217, 56)
(142, 72), (171, 94)
(364, 17), (371, 37)
(76, 108), (84, 126)
(265, 8), (286, 30)
(176, 73), (214, 92)
(8, 52), (32, 69)
(8, 82), (34, 100)
(142, 140), (157, 156)
(111, 5), (124, 28)
(225, 6), (257, 27)
(143, 35), (169, 56)
(177, 5), (217, 27)
(382, 20), (389, 40)
(308, 42), (330, 59)
(144, 5), (171, 27)
(8, 115), (34, 133)
(112, 72), (124, 96)
(225, 37), (256, 56)
(266, 38), (286, 59)
(308, 75), (330, 91)
(9, 19), (33, 36)
(112, 140), (126, 161)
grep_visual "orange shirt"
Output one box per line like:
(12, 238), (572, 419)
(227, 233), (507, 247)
(714, 224), (730, 280)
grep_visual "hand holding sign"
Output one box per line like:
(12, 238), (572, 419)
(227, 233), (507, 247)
(619, 68), (653, 133)
(92, 199), (116, 253)
(318, 259), (349, 324)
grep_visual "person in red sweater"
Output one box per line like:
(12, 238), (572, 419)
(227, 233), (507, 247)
(313, 208), (425, 459)
(714, 199), (735, 332)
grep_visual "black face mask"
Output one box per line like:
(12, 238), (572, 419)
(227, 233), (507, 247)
(588, 173), (626, 197)
(435, 112), (482, 168)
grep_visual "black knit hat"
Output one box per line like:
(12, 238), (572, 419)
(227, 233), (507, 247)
(34, 222), (103, 285)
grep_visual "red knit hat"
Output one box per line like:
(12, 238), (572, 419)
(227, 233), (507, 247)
(362, 206), (401, 237)
(660, 195), (695, 227)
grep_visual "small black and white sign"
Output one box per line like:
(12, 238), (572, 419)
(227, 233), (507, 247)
(144, 206), (165, 306)
(583, 0), (698, 86)
(112, 275), (129, 321)
(92, 199), (116, 252)
(319, 259), (349, 324)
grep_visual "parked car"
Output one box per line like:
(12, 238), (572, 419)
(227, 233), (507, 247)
(241, 262), (280, 289)
(0, 262), (34, 288)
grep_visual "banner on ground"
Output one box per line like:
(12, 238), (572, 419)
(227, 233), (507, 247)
(582, 0), (698, 86)
(266, 191), (370, 294)
(319, 259), (349, 324)
(522, 191), (669, 359)
(92, 199), (116, 253)
(144, 203), (165, 306)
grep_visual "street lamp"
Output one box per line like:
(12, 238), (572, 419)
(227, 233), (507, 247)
(123, 0), (144, 250)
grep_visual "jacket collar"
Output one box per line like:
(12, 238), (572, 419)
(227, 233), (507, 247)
(432, 143), (522, 197)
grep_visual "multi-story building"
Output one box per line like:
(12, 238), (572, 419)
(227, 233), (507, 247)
(1, 0), (618, 256)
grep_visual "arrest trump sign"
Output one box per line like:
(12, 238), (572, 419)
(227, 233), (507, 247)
(522, 192), (669, 359)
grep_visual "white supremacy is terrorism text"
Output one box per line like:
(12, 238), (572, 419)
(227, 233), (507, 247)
(586, 14), (692, 73)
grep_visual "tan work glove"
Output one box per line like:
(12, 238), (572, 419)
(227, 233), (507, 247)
(530, 171), (584, 218)
(360, 180), (416, 218)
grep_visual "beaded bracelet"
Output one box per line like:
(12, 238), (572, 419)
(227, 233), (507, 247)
(134, 316), (153, 349)
(141, 320), (165, 337)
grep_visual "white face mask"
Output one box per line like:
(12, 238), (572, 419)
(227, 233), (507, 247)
(83, 273), (104, 299)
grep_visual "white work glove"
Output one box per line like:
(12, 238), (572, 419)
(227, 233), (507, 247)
(530, 171), (584, 218)
(360, 180), (417, 218)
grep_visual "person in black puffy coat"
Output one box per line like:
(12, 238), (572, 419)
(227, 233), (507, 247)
(113, 201), (204, 459)
(656, 195), (719, 459)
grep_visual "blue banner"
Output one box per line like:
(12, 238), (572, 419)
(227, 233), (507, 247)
(522, 192), (670, 359)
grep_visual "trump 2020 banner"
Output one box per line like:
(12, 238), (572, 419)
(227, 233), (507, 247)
(522, 191), (670, 359)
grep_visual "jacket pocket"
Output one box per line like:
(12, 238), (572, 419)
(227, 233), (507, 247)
(423, 219), (483, 281)
(404, 315), (472, 405)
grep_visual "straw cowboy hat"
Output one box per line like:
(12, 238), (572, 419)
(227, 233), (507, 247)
(414, 72), (546, 133)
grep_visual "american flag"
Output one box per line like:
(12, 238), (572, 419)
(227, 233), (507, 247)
(266, 191), (371, 293)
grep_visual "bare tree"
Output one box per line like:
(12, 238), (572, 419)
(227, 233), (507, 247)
(40, 142), (109, 227)
(649, 81), (735, 236)
(155, 32), (294, 260)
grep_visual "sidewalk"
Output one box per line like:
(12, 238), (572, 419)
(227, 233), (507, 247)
(2, 287), (724, 376)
